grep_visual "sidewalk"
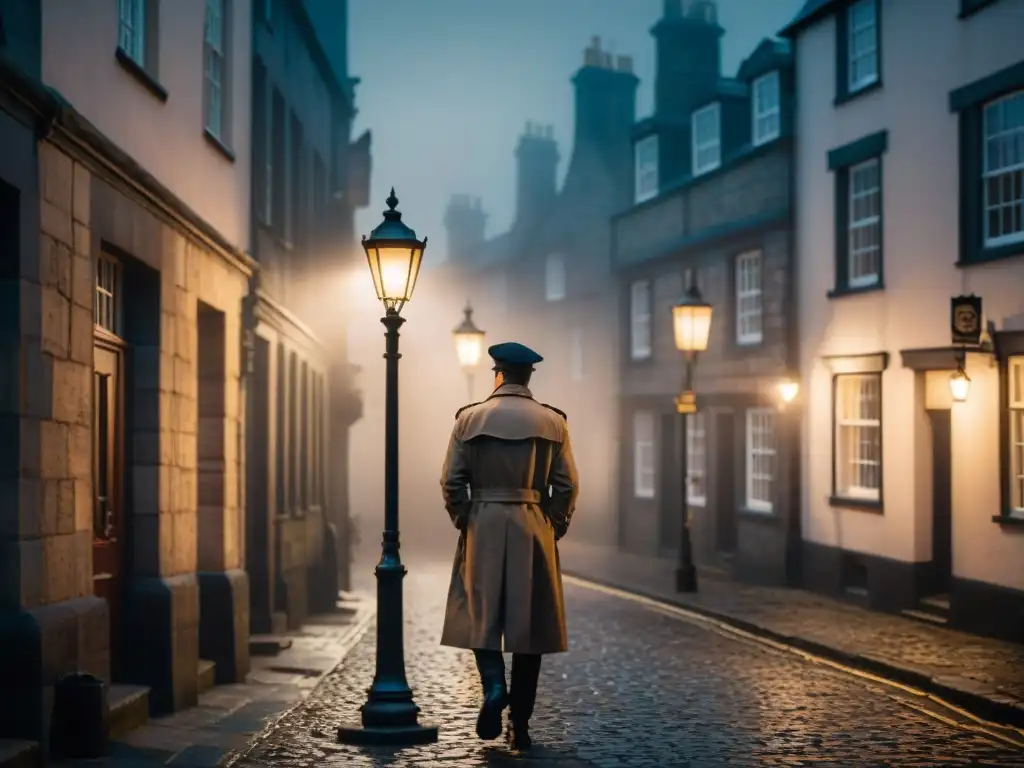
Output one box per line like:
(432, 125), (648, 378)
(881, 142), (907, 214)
(559, 540), (1024, 727)
(44, 593), (375, 768)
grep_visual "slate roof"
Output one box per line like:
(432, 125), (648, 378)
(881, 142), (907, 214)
(779, 0), (840, 38)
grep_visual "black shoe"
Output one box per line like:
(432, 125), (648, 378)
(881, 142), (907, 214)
(506, 720), (532, 751)
(474, 651), (508, 741)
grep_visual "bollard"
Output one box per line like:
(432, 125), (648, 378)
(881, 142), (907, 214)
(50, 672), (109, 759)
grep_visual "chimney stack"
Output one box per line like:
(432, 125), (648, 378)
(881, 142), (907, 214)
(572, 35), (639, 151)
(652, 0), (722, 120)
(513, 121), (559, 232)
(444, 194), (487, 262)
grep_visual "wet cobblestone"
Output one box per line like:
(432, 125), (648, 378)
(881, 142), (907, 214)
(233, 555), (1024, 767)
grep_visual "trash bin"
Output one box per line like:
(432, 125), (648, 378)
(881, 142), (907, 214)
(50, 672), (109, 759)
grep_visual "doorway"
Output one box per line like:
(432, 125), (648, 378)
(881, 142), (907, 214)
(928, 409), (953, 595)
(714, 411), (737, 554)
(93, 340), (124, 666)
(657, 413), (680, 558)
(246, 336), (273, 633)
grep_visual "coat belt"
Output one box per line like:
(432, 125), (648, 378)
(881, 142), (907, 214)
(472, 488), (542, 503)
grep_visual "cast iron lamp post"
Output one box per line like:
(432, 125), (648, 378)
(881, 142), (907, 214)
(337, 189), (439, 746)
(670, 277), (712, 593)
(453, 302), (486, 401)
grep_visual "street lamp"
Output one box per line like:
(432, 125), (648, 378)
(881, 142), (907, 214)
(671, 277), (712, 594)
(453, 302), (486, 401)
(777, 379), (800, 408)
(337, 189), (439, 746)
(949, 356), (971, 403)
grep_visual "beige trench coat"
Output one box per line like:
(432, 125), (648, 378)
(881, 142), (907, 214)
(439, 384), (579, 655)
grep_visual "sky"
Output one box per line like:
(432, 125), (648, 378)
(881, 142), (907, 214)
(347, 0), (806, 264)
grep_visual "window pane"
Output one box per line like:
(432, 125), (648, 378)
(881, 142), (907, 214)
(983, 92), (1024, 246)
(834, 374), (882, 500)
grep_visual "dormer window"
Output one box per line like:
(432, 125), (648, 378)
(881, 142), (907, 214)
(752, 71), (781, 146)
(692, 103), (721, 176)
(634, 135), (659, 204)
(545, 253), (566, 301)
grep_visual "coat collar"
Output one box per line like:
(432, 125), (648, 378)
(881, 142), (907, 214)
(488, 383), (534, 400)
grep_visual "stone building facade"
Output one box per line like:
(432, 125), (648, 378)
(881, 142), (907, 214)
(613, 0), (800, 584)
(1, 0), (256, 747)
(783, 0), (1024, 642)
(246, 0), (369, 638)
(440, 35), (638, 544)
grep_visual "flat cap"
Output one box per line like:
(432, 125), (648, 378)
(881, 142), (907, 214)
(488, 341), (543, 368)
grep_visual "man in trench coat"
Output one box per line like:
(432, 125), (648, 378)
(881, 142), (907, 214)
(439, 341), (580, 751)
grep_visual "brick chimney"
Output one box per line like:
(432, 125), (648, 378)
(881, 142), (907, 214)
(444, 194), (487, 262)
(513, 121), (559, 232)
(651, 0), (723, 120)
(571, 36), (639, 152)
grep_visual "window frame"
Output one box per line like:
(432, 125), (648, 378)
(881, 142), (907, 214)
(203, 0), (230, 142)
(827, 130), (888, 297)
(735, 250), (764, 346)
(981, 91), (1024, 249)
(1007, 356), (1024, 519)
(629, 280), (652, 361)
(692, 102), (722, 176)
(847, 157), (883, 288)
(686, 412), (707, 507)
(950, 62), (1024, 266)
(752, 70), (781, 147)
(118, 0), (146, 67)
(545, 253), (567, 302)
(835, 0), (881, 104)
(832, 372), (883, 504)
(634, 135), (660, 204)
(745, 408), (775, 513)
(94, 252), (123, 336)
(633, 411), (656, 499)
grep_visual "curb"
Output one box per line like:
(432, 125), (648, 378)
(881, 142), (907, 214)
(562, 569), (1024, 729)
(221, 599), (378, 767)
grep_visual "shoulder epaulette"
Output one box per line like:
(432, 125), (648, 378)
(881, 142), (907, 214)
(455, 401), (483, 420)
(542, 403), (567, 421)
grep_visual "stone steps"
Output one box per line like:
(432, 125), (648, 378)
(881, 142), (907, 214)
(109, 683), (151, 739)
(0, 739), (38, 768)
(197, 659), (217, 695)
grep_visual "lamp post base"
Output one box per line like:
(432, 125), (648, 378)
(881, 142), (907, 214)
(675, 564), (698, 593)
(337, 722), (439, 746)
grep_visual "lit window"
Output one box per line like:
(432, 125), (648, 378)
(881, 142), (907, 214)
(848, 158), (882, 286)
(118, 0), (146, 66)
(982, 91), (1024, 248)
(736, 250), (763, 345)
(94, 254), (121, 334)
(687, 412), (706, 506)
(1009, 358), (1024, 518)
(629, 280), (651, 360)
(847, 0), (879, 93)
(634, 135), (659, 204)
(834, 373), (882, 501)
(745, 409), (775, 512)
(752, 71), (781, 146)
(204, 0), (228, 139)
(633, 411), (655, 499)
(545, 253), (566, 301)
(692, 102), (721, 176)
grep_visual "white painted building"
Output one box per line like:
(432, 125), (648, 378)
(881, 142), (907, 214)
(784, 0), (1024, 642)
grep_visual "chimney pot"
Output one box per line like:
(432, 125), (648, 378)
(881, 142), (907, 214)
(616, 55), (633, 73)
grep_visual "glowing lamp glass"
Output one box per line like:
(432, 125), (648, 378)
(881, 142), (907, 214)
(949, 370), (971, 402)
(672, 301), (713, 352)
(363, 244), (424, 313)
(453, 304), (486, 370)
(778, 380), (800, 404)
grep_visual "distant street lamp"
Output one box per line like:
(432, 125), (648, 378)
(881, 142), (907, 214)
(453, 302), (486, 401)
(949, 354), (971, 403)
(337, 189), (438, 746)
(671, 276), (713, 594)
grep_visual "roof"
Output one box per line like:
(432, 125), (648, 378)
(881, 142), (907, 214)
(779, 0), (840, 38)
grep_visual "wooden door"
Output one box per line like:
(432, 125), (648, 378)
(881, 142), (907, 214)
(928, 409), (953, 594)
(93, 342), (124, 660)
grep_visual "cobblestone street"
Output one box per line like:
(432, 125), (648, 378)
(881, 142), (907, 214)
(232, 550), (1024, 768)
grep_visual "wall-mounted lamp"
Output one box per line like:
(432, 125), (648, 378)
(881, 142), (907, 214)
(777, 379), (800, 406)
(949, 366), (971, 403)
(949, 347), (971, 403)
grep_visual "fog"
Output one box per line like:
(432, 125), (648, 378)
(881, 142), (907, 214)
(320, 0), (805, 563)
